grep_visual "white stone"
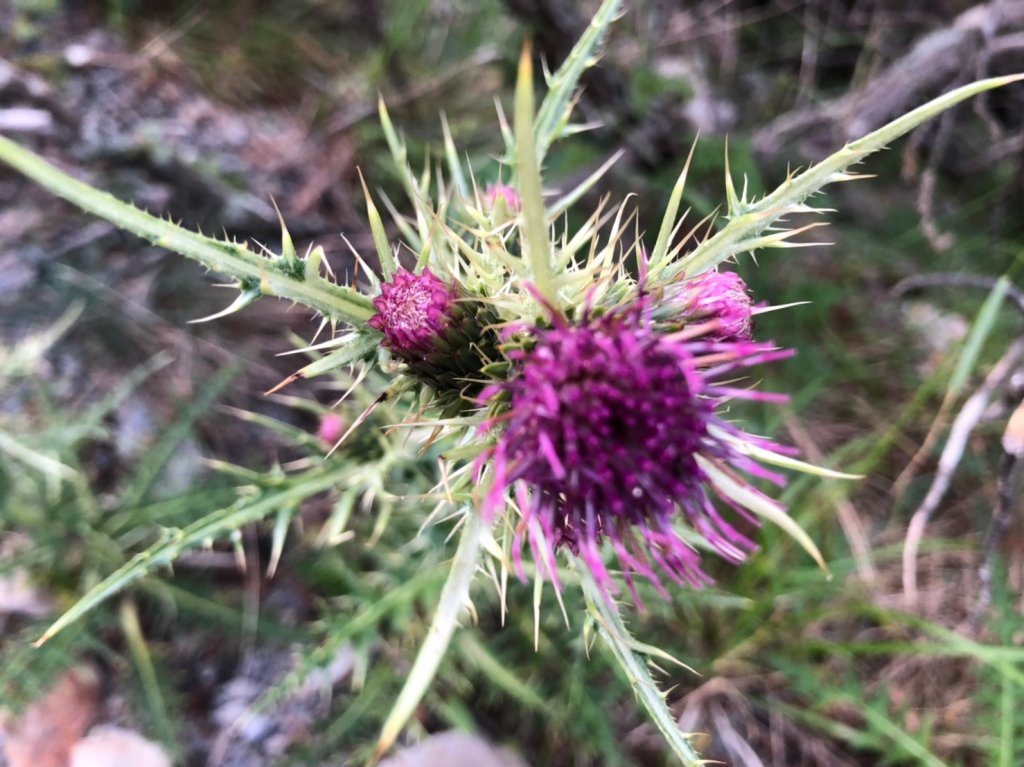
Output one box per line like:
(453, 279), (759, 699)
(379, 731), (529, 767)
(70, 726), (171, 767)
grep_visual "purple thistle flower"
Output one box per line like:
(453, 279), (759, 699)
(368, 268), (458, 360)
(671, 269), (754, 342)
(478, 299), (793, 603)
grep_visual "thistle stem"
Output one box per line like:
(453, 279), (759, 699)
(374, 509), (489, 760)
(579, 567), (705, 766)
(0, 136), (374, 325)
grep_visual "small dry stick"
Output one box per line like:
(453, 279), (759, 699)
(892, 273), (1024, 315)
(915, 95), (964, 253)
(889, 273), (1024, 501)
(903, 338), (1024, 607)
(972, 400), (1024, 624)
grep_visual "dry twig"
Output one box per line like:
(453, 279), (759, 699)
(755, 0), (1024, 156)
(902, 338), (1024, 607)
(971, 400), (1024, 623)
(889, 273), (1024, 501)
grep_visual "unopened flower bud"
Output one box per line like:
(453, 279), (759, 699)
(484, 183), (521, 221)
(671, 270), (753, 342)
(368, 268), (457, 359)
(368, 268), (499, 405)
(317, 413), (346, 446)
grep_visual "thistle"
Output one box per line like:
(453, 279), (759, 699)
(479, 297), (791, 604)
(368, 268), (458, 358)
(317, 413), (346, 446)
(0, 1), (1019, 762)
(483, 182), (521, 222)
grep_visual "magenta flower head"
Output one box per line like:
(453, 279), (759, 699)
(478, 298), (793, 603)
(669, 269), (754, 342)
(368, 267), (499, 405)
(368, 268), (458, 360)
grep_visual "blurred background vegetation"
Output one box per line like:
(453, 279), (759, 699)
(1, 0), (1024, 765)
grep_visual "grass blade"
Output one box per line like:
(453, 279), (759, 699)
(949, 275), (1010, 396)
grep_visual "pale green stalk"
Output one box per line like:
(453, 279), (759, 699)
(514, 42), (555, 307)
(120, 598), (176, 750)
(0, 136), (374, 324)
(580, 568), (706, 766)
(670, 75), (1024, 279)
(374, 508), (489, 759)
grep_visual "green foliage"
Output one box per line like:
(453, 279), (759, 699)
(977, 567), (1024, 766)
(0, 314), (232, 734)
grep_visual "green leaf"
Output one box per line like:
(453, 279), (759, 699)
(35, 463), (357, 646)
(673, 75), (1024, 279)
(0, 428), (77, 481)
(533, 0), (623, 163)
(441, 113), (471, 202)
(0, 136), (375, 324)
(359, 169), (397, 280)
(949, 275), (1010, 395)
(648, 140), (698, 275)
(266, 330), (380, 394)
(457, 632), (554, 715)
(515, 41), (555, 307)
(267, 506), (296, 579)
(120, 599), (178, 754)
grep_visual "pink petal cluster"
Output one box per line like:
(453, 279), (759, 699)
(673, 269), (754, 342)
(479, 299), (792, 603)
(368, 268), (458, 360)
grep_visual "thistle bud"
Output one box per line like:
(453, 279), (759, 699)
(317, 413), (346, 446)
(670, 270), (753, 342)
(368, 268), (499, 404)
(368, 268), (458, 359)
(484, 183), (521, 223)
